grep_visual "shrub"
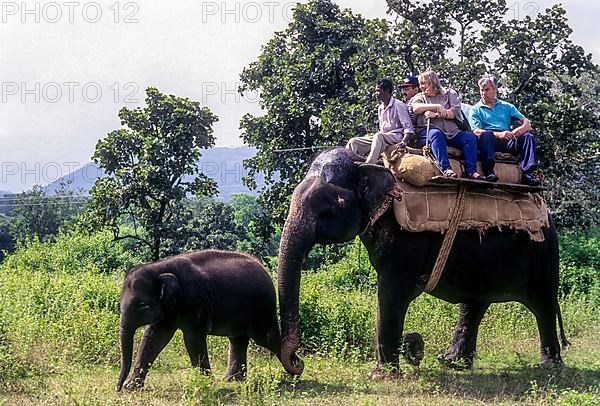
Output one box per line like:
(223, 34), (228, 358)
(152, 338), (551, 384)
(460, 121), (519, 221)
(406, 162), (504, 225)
(0, 311), (32, 390)
(559, 228), (600, 303)
(299, 273), (376, 358)
(2, 230), (146, 275)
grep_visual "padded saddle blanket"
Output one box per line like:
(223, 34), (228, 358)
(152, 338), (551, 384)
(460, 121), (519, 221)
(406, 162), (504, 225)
(383, 146), (522, 186)
(393, 180), (549, 242)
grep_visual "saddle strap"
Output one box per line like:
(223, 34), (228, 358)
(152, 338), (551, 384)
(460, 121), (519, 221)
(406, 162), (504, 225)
(425, 184), (467, 293)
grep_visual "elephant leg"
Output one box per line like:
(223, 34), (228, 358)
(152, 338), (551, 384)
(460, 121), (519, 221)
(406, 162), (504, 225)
(125, 322), (177, 390)
(372, 273), (412, 379)
(440, 302), (490, 369)
(225, 336), (249, 381)
(183, 330), (211, 374)
(527, 300), (562, 365)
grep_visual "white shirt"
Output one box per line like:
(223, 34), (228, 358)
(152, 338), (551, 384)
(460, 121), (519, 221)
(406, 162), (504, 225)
(378, 97), (414, 138)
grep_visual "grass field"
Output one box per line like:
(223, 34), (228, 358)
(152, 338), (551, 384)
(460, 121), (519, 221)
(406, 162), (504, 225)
(1, 302), (598, 405)
(1, 232), (598, 405)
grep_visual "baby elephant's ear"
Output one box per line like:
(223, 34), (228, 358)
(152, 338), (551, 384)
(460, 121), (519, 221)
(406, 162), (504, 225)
(159, 273), (181, 311)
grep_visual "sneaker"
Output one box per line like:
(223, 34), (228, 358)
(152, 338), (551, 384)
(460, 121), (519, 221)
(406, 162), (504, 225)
(521, 172), (541, 186)
(485, 171), (499, 182)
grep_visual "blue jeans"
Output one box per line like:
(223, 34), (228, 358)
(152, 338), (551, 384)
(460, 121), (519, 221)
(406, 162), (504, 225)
(417, 129), (478, 175)
(478, 130), (538, 174)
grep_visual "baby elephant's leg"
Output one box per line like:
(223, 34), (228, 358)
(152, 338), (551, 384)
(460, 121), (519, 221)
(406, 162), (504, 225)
(224, 336), (249, 381)
(183, 330), (211, 374)
(126, 323), (177, 390)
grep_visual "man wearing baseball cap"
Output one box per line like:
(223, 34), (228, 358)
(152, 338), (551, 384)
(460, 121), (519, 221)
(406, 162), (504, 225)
(399, 75), (420, 130)
(398, 75), (420, 102)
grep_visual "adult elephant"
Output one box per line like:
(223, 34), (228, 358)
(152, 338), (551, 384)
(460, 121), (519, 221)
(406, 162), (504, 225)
(277, 147), (567, 377)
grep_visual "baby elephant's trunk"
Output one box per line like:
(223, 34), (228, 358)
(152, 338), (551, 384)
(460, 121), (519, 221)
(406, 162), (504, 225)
(116, 324), (135, 391)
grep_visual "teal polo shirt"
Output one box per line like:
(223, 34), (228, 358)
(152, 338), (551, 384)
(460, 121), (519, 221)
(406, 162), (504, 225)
(469, 99), (525, 131)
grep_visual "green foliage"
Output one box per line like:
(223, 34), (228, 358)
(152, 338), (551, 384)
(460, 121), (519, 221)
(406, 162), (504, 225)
(87, 87), (219, 260)
(0, 215), (14, 260)
(241, 0), (599, 232)
(0, 231), (599, 402)
(239, 0), (384, 224)
(8, 184), (86, 243)
(559, 228), (600, 303)
(161, 197), (247, 257)
(2, 230), (146, 275)
(0, 312), (32, 390)
(230, 193), (280, 257)
(298, 239), (377, 357)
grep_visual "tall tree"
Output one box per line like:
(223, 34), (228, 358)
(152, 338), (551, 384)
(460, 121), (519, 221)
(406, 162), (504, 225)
(239, 0), (387, 223)
(87, 87), (218, 260)
(241, 0), (599, 230)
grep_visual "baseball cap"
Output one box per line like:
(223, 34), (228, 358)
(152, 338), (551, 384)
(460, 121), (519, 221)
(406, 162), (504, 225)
(399, 76), (419, 87)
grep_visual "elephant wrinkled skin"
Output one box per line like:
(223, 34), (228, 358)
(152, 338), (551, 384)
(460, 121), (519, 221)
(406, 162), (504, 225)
(117, 249), (303, 391)
(277, 148), (567, 377)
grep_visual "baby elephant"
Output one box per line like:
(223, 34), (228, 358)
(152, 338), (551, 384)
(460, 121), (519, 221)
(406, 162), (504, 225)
(116, 249), (304, 391)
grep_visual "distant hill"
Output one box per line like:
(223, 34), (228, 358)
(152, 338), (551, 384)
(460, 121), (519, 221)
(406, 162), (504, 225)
(46, 146), (266, 200)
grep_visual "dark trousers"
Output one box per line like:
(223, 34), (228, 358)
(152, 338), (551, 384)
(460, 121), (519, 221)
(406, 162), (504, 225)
(478, 130), (538, 174)
(417, 129), (478, 175)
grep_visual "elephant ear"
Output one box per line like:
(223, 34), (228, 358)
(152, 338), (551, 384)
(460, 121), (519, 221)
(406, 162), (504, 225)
(159, 273), (181, 312)
(356, 164), (397, 216)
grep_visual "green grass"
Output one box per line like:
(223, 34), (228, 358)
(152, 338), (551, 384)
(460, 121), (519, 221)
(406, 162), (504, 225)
(0, 231), (598, 404)
(1, 326), (598, 405)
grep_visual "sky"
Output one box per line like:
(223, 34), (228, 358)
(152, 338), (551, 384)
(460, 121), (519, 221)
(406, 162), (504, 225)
(0, 0), (598, 192)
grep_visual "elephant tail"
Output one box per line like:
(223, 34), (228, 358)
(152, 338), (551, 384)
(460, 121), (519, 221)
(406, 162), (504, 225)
(556, 299), (570, 349)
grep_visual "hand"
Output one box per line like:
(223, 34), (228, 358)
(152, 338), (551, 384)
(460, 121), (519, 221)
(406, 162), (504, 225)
(499, 131), (514, 139)
(424, 111), (439, 119)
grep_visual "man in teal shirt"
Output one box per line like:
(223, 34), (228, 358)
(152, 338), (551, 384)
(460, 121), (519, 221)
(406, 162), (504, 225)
(469, 75), (541, 186)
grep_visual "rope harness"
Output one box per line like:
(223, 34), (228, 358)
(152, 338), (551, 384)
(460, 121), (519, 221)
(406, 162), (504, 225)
(358, 183), (404, 236)
(424, 184), (467, 293)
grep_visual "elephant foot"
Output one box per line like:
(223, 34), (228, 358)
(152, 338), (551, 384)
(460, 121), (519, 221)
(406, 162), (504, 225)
(368, 364), (400, 381)
(223, 371), (246, 382)
(123, 377), (145, 391)
(402, 332), (425, 367)
(437, 353), (473, 370)
(538, 355), (563, 368)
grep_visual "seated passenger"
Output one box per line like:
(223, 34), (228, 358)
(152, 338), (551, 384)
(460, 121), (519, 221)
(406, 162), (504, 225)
(469, 75), (541, 186)
(346, 78), (414, 164)
(399, 75), (420, 130)
(399, 75), (420, 102)
(410, 70), (483, 179)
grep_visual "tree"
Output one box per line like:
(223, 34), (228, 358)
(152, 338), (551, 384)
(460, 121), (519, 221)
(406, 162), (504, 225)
(241, 0), (599, 230)
(9, 184), (86, 243)
(161, 197), (247, 257)
(239, 0), (388, 224)
(229, 193), (280, 257)
(87, 87), (219, 260)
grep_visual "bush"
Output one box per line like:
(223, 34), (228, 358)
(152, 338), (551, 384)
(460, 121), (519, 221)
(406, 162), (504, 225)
(299, 273), (376, 358)
(0, 230), (135, 382)
(2, 230), (146, 275)
(0, 312), (32, 390)
(559, 228), (600, 303)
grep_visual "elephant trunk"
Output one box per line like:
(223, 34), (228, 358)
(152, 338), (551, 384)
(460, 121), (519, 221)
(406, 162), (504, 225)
(277, 199), (314, 377)
(116, 323), (135, 391)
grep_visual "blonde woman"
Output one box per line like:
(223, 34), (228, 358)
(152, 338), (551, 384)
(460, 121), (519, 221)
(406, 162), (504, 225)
(410, 71), (483, 179)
